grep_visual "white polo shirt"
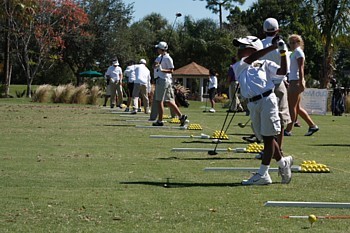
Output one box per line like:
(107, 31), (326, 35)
(106, 65), (122, 82)
(209, 75), (217, 89)
(124, 65), (136, 83)
(261, 36), (290, 84)
(233, 58), (284, 99)
(153, 53), (174, 80)
(289, 47), (305, 81)
(135, 64), (151, 87)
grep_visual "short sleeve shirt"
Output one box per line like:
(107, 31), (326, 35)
(106, 65), (123, 82)
(154, 54), (174, 80)
(233, 58), (283, 99)
(289, 47), (305, 81)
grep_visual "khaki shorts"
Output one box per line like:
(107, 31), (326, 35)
(154, 78), (174, 102)
(288, 80), (305, 94)
(274, 82), (291, 127)
(248, 93), (281, 141)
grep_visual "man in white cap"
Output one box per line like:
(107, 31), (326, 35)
(131, 59), (151, 114)
(232, 35), (293, 185)
(152, 41), (188, 126)
(105, 59), (123, 108)
(260, 18), (292, 156)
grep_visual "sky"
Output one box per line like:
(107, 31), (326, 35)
(123, 0), (256, 24)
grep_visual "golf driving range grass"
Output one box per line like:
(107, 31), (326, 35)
(0, 98), (349, 232)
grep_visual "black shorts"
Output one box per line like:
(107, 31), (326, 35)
(208, 88), (217, 100)
(127, 82), (134, 97)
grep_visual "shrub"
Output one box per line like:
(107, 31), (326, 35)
(32, 85), (52, 103)
(70, 84), (88, 104)
(87, 86), (102, 105)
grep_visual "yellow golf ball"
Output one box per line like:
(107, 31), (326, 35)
(308, 214), (317, 224)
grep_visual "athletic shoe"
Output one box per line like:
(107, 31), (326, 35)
(304, 125), (319, 136)
(226, 109), (235, 113)
(110, 104), (115, 109)
(242, 135), (261, 144)
(124, 107), (129, 112)
(179, 115), (188, 126)
(118, 105), (123, 109)
(284, 131), (292, 136)
(209, 108), (216, 113)
(278, 156), (293, 184)
(242, 173), (272, 185)
(130, 110), (137, 115)
(103, 104), (106, 107)
(137, 108), (142, 112)
(152, 121), (164, 126)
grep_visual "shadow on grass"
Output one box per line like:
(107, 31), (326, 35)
(119, 181), (243, 188)
(313, 144), (350, 147)
(157, 156), (255, 161)
(102, 124), (135, 127)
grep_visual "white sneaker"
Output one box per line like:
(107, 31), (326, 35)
(279, 156), (293, 184)
(242, 173), (272, 185)
(209, 108), (216, 113)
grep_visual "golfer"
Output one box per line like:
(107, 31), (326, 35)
(105, 59), (123, 109)
(152, 41), (188, 127)
(131, 59), (151, 114)
(232, 36), (293, 185)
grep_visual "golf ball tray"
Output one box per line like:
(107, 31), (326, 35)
(187, 124), (203, 130)
(245, 142), (264, 153)
(211, 130), (229, 140)
(300, 160), (330, 173)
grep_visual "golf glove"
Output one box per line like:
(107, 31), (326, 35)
(278, 40), (288, 53)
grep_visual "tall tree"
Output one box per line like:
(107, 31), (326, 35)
(193, 0), (245, 28)
(10, 0), (89, 97)
(308, 0), (350, 88)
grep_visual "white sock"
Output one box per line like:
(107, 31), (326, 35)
(277, 157), (286, 168)
(257, 164), (269, 176)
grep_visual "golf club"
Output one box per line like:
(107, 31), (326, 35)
(208, 85), (240, 156)
(238, 118), (250, 128)
(166, 12), (182, 46)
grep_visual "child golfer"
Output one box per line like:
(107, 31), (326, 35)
(232, 36), (293, 185)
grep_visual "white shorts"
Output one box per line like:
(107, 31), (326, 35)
(248, 93), (281, 141)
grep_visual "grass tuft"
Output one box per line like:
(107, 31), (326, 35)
(87, 85), (102, 105)
(32, 84), (52, 102)
(70, 84), (88, 104)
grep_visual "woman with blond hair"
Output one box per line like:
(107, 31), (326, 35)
(284, 34), (319, 136)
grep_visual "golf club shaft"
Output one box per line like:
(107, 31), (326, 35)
(282, 215), (350, 219)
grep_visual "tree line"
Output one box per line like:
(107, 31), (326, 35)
(1, 0), (349, 98)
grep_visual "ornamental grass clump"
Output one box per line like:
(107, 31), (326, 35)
(70, 84), (88, 104)
(87, 85), (102, 105)
(52, 84), (75, 103)
(32, 84), (52, 103)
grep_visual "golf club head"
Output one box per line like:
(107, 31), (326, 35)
(238, 123), (245, 128)
(176, 12), (182, 17)
(208, 150), (218, 156)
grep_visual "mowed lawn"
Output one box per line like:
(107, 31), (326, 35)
(0, 98), (349, 233)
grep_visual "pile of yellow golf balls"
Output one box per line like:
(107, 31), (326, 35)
(169, 118), (180, 124)
(245, 142), (264, 153)
(187, 124), (202, 130)
(300, 160), (330, 173)
(211, 130), (229, 140)
(162, 114), (172, 119)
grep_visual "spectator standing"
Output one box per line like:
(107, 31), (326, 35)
(284, 34), (319, 136)
(105, 59), (123, 109)
(208, 69), (218, 113)
(131, 59), (151, 114)
(123, 60), (137, 112)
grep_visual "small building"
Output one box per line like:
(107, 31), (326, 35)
(173, 62), (209, 101)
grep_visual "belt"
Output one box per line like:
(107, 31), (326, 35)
(248, 89), (273, 102)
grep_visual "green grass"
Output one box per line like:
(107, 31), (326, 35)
(0, 98), (350, 232)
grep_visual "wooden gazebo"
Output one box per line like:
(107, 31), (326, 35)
(173, 62), (209, 101)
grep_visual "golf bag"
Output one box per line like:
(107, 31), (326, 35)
(173, 84), (190, 108)
(331, 87), (345, 116)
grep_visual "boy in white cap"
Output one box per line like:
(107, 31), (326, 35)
(105, 59), (123, 108)
(232, 35), (293, 185)
(131, 59), (151, 114)
(152, 41), (188, 126)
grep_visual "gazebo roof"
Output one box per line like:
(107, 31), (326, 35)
(173, 62), (209, 77)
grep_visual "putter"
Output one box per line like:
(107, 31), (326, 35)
(208, 85), (240, 156)
(238, 118), (250, 128)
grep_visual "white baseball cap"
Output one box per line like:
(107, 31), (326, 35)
(232, 36), (263, 51)
(112, 60), (119, 65)
(155, 41), (168, 50)
(263, 18), (279, 32)
(139, 59), (147, 64)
